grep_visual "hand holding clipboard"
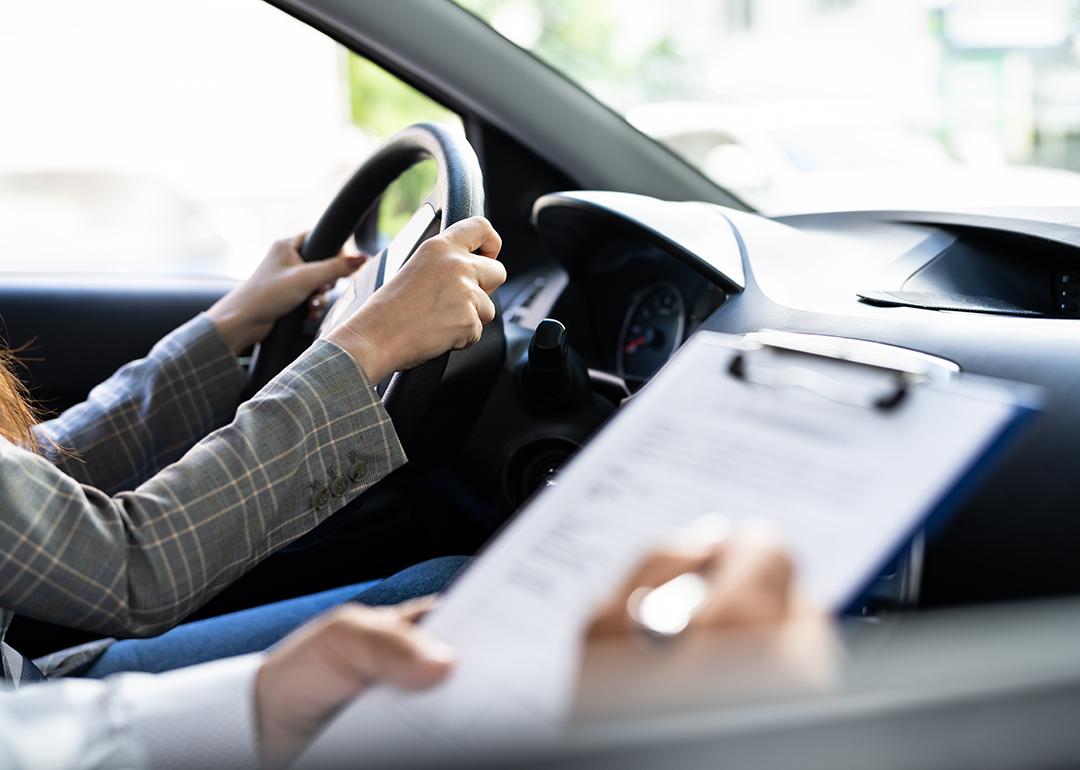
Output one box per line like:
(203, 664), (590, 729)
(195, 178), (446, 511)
(304, 329), (1039, 764)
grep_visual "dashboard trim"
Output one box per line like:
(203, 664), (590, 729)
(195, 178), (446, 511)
(532, 190), (746, 291)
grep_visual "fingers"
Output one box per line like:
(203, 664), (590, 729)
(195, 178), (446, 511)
(691, 529), (794, 630)
(322, 605), (455, 692)
(443, 215), (503, 258)
(453, 314), (485, 351)
(617, 545), (719, 603)
(296, 253), (367, 291)
(587, 521), (796, 643)
(334, 217), (504, 378)
(588, 544), (719, 639)
(306, 282), (331, 320)
(474, 288), (497, 325)
(449, 287), (494, 351)
(253, 603), (455, 765)
(472, 254), (507, 295)
(394, 594), (441, 624)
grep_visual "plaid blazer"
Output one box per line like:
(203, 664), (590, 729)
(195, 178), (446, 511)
(0, 314), (405, 683)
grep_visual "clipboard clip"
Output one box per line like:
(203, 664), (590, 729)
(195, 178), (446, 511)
(728, 352), (912, 411)
(726, 331), (958, 412)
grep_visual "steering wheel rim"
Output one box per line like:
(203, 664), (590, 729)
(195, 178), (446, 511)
(246, 123), (486, 453)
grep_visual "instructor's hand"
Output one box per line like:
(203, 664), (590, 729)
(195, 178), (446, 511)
(327, 216), (505, 383)
(208, 234), (366, 354)
(577, 525), (836, 720)
(254, 598), (452, 768)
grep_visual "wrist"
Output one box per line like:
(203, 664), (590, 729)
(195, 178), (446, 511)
(206, 305), (260, 355)
(255, 659), (293, 769)
(326, 322), (393, 384)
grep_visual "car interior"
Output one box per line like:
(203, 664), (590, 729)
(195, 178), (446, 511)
(3, 0), (1080, 764)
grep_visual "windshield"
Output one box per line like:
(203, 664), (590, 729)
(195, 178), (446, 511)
(458, 0), (1080, 214)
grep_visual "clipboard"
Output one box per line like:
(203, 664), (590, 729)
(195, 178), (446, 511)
(723, 330), (1025, 612)
(303, 329), (1041, 764)
(734, 329), (960, 412)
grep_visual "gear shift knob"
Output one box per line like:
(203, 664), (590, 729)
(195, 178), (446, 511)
(522, 318), (586, 406)
(528, 318), (569, 372)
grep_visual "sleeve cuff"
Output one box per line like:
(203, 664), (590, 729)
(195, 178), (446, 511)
(228, 337), (408, 549)
(300, 338), (409, 489)
(120, 654), (262, 770)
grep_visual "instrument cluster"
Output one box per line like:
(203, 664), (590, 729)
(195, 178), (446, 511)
(547, 241), (728, 387)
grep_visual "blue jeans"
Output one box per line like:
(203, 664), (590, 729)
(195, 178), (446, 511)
(79, 556), (469, 678)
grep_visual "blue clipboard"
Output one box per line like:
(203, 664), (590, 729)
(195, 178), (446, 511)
(733, 330), (1041, 614)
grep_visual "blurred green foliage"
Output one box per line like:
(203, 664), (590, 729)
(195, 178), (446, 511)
(344, 1), (682, 239)
(457, 0), (687, 106)
(346, 55), (456, 238)
(347, 55), (455, 138)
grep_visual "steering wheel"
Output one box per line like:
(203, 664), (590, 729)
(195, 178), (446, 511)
(246, 123), (493, 456)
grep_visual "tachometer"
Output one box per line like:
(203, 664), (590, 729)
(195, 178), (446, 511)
(617, 283), (685, 379)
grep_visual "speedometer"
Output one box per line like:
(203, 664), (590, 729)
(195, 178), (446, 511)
(617, 283), (685, 379)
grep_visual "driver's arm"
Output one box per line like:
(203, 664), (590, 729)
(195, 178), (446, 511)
(32, 236), (364, 495)
(1, 336), (405, 637)
(33, 315), (247, 496)
(0, 218), (504, 638)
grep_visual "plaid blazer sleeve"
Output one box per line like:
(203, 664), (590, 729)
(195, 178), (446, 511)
(0, 339), (406, 637)
(32, 314), (246, 495)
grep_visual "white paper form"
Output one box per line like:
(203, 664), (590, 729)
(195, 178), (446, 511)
(302, 331), (1034, 766)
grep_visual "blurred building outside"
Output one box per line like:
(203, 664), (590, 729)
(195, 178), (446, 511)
(466, 0), (1080, 212)
(0, 0), (455, 279)
(4, 0), (1080, 278)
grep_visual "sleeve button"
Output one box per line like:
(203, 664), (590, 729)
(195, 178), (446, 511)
(311, 487), (331, 509)
(330, 476), (350, 497)
(347, 459), (368, 482)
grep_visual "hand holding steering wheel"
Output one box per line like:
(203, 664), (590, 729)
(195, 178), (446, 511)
(247, 123), (504, 456)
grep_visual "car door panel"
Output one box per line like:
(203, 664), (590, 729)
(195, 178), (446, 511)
(0, 279), (234, 413)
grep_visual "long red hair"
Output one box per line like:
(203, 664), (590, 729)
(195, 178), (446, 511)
(0, 349), (38, 449)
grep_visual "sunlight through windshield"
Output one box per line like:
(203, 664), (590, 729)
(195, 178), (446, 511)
(459, 0), (1080, 214)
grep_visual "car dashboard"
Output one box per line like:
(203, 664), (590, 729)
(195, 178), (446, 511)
(518, 241), (726, 387)
(491, 190), (1080, 611)
(500, 192), (743, 391)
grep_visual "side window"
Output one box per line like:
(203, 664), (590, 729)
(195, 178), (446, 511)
(0, 1), (461, 280)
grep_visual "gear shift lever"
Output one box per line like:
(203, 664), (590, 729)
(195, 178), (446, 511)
(521, 318), (590, 409)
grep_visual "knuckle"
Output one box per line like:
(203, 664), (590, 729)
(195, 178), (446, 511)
(720, 593), (765, 626)
(366, 624), (413, 654)
(421, 236), (451, 259)
(453, 255), (473, 276)
(769, 549), (795, 583)
(321, 605), (362, 635)
(752, 546), (794, 591)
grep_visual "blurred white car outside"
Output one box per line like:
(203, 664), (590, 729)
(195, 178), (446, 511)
(628, 101), (1080, 214)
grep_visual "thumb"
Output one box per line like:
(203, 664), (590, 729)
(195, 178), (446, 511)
(293, 253), (367, 292)
(328, 608), (455, 692)
(254, 606), (453, 766)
